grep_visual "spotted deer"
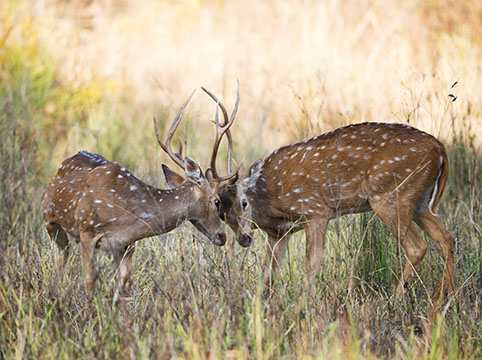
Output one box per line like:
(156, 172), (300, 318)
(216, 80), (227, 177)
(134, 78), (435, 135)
(42, 91), (233, 298)
(196, 88), (455, 299)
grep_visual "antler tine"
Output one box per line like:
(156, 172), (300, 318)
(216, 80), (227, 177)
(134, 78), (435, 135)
(227, 80), (240, 174)
(175, 140), (183, 160)
(201, 83), (240, 181)
(229, 80), (241, 127)
(153, 89), (196, 169)
(201, 87), (229, 126)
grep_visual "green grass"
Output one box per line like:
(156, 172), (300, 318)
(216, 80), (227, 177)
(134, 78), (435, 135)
(1, 4), (481, 359)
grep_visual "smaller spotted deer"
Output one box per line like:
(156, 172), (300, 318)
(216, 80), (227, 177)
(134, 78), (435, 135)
(208, 90), (454, 300)
(42, 91), (231, 298)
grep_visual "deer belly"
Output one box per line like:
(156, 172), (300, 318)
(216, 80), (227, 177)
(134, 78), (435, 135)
(336, 198), (372, 215)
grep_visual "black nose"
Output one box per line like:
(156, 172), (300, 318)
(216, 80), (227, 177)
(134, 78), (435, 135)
(214, 233), (226, 246)
(238, 234), (253, 248)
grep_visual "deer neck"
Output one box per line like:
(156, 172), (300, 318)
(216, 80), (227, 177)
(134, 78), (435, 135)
(122, 183), (199, 237)
(244, 171), (282, 231)
(244, 163), (307, 235)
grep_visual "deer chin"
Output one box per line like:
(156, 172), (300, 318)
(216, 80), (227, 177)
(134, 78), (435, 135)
(190, 219), (226, 246)
(211, 232), (227, 246)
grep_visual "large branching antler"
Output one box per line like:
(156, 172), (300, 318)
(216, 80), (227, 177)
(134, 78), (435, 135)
(153, 90), (196, 169)
(201, 81), (241, 181)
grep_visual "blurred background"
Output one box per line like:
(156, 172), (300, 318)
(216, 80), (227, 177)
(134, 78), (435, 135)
(1, 0), (481, 182)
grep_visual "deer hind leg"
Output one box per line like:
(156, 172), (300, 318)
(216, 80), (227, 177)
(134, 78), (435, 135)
(113, 244), (135, 295)
(396, 223), (428, 296)
(263, 233), (290, 294)
(369, 200), (427, 297)
(80, 231), (97, 299)
(46, 222), (70, 269)
(415, 210), (455, 298)
(304, 218), (330, 285)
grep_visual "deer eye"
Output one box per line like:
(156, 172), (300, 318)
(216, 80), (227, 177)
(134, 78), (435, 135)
(242, 199), (248, 210)
(214, 199), (221, 209)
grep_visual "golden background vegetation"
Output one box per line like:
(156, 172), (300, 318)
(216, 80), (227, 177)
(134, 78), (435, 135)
(2, 0), (481, 176)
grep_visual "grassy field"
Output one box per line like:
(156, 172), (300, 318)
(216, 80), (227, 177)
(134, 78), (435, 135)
(1, 0), (481, 358)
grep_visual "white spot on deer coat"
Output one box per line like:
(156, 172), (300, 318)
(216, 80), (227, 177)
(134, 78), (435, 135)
(139, 212), (153, 219)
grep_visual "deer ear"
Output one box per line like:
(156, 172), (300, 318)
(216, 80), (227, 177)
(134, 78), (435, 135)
(184, 157), (204, 184)
(244, 159), (262, 188)
(162, 164), (186, 188)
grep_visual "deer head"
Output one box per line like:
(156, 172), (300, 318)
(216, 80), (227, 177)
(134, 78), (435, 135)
(162, 82), (254, 247)
(152, 91), (229, 246)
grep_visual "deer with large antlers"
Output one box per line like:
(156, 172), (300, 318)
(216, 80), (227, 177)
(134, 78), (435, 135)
(42, 91), (231, 298)
(185, 85), (455, 300)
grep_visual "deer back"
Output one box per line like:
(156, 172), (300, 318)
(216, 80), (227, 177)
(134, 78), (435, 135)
(224, 122), (448, 237)
(42, 151), (109, 238)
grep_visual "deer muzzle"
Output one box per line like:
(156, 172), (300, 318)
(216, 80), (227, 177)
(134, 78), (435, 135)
(237, 233), (253, 247)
